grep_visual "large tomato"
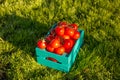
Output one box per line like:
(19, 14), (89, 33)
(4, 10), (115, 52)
(37, 40), (46, 49)
(71, 31), (80, 40)
(55, 26), (65, 36)
(63, 39), (74, 49)
(49, 38), (60, 48)
(69, 23), (78, 30)
(46, 45), (54, 52)
(64, 27), (75, 37)
(54, 46), (65, 55)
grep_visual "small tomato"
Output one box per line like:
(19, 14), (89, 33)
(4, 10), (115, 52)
(64, 27), (75, 37)
(46, 45), (54, 52)
(69, 23), (78, 30)
(55, 26), (65, 36)
(71, 31), (80, 40)
(65, 48), (72, 54)
(54, 46), (65, 55)
(61, 34), (70, 40)
(37, 39), (46, 49)
(49, 38), (60, 48)
(63, 39), (74, 49)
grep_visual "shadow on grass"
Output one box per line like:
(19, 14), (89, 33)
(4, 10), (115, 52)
(0, 14), (51, 79)
(1, 14), (50, 54)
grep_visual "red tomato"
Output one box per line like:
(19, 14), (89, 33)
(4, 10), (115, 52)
(58, 21), (67, 26)
(72, 31), (80, 40)
(47, 57), (57, 62)
(62, 35), (70, 40)
(37, 40), (46, 49)
(64, 27), (75, 37)
(69, 23), (78, 30)
(54, 46), (65, 55)
(55, 26), (65, 36)
(63, 39), (74, 49)
(72, 39), (76, 45)
(49, 38), (60, 48)
(46, 45), (54, 52)
(65, 48), (72, 54)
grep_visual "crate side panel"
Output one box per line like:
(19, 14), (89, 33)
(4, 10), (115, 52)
(71, 30), (84, 64)
(36, 47), (68, 64)
(36, 57), (71, 72)
(67, 30), (84, 65)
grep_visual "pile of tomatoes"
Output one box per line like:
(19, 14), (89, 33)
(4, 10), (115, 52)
(37, 21), (80, 55)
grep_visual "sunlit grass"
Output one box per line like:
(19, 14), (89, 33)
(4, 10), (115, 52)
(0, 0), (120, 79)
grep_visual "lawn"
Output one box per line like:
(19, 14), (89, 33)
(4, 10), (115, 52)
(0, 0), (120, 80)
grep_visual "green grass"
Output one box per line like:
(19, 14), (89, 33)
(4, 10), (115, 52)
(0, 0), (120, 80)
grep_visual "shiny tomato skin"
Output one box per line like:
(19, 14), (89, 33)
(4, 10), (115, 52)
(64, 27), (75, 37)
(46, 45), (54, 52)
(61, 35), (70, 40)
(69, 23), (78, 30)
(72, 31), (80, 40)
(49, 38), (60, 48)
(55, 26), (65, 36)
(54, 46), (65, 55)
(65, 48), (72, 54)
(37, 40), (46, 49)
(63, 39), (74, 49)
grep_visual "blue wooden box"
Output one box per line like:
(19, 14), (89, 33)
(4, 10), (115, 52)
(35, 24), (84, 72)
